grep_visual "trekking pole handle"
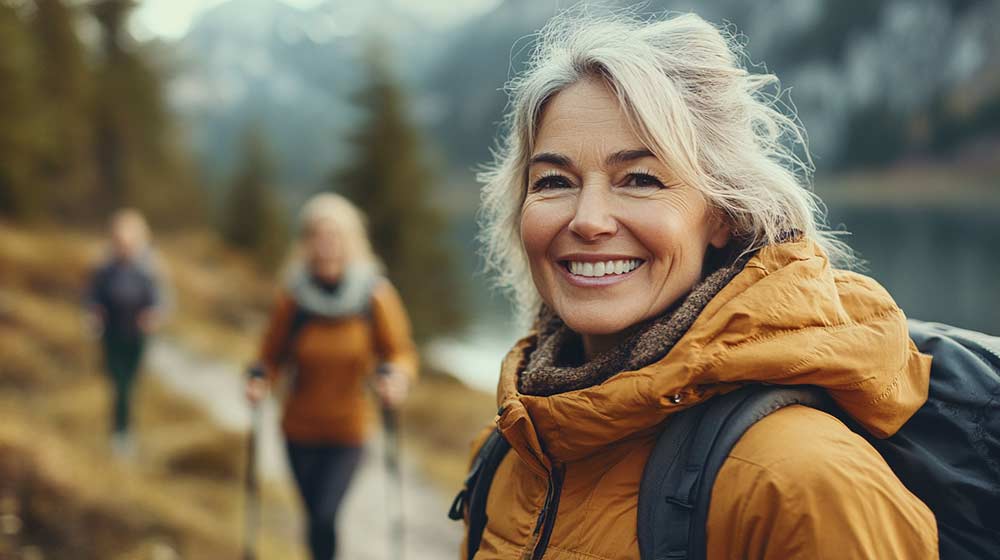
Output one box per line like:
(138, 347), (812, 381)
(375, 363), (393, 377)
(245, 364), (269, 406)
(374, 363), (400, 429)
(247, 363), (266, 380)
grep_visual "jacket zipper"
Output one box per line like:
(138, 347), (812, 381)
(530, 465), (564, 560)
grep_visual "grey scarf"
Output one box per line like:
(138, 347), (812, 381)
(518, 252), (753, 396)
(286, 263), (379, 319)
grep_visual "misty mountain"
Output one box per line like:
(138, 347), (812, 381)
(421, 0), (1000, 174)
(167, 0), (452, 195)
(166, 0), (1000, 200)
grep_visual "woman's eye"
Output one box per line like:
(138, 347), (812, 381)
(532, 174), (574, 191)
(623, 173), (665, 188)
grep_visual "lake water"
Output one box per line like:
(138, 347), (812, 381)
(828, 202), (1000, 335)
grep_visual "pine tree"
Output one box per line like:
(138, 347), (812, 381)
(334, 41), (465, 341)
(0, 1), (43, 220)
(90, 0), (205, 227)
(90, 0), (132, 212)
(221, 128), (287, 269)
(30, 0), (95, 221)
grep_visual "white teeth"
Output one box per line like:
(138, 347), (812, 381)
(567, 259), (642, 277)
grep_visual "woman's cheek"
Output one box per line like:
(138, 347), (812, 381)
(520, 199), (560, 261)
(520, 200), (567, 304)
(628, 196), (710, 258)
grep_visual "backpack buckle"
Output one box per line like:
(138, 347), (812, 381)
(448, 488), (468, 521)
(665, 496), (693, 510)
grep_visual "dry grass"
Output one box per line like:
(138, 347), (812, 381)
(0, 222), (274, 364)
(0, 225), (98, 301)
(0, 222), (306, 560)
(0, 310), (307, 560)
(0, 417), (237, 560)
(0, 222), (497, 558)
(401, 371), (497, 491)
(156, 231), (275, 362)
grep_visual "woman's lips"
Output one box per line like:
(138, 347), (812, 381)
(556, 258), (645, 287)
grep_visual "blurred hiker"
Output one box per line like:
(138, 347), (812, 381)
(247, 193), (418, 560)
(85, 209), (170, 458)
(452, 12), (943, 559)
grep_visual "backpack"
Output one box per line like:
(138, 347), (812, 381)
(449, 320), (1000, 559)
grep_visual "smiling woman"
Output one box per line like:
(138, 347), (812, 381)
(457, 10), (939, 560)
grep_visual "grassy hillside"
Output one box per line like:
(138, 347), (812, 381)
(0, 225), (302, 558)
(0, 222), (494, 559)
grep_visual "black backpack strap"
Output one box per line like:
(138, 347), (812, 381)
(277, 304), (312, 368)
(448, 429), (511, 559)
(367, 277), (388, 370)
(248, 303), (311, 380)
(638, 385), (832, 560)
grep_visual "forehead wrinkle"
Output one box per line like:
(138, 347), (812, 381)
(534, 83), (649, 174)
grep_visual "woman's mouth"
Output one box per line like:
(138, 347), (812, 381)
(558, 258), (645, 286)
(564, 258), (642, 277)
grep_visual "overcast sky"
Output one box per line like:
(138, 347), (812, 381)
(132, 0), (502, 39)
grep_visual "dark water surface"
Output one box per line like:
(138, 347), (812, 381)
(828, 203), (1000, 335)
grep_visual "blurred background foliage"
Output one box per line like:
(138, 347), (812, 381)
(219, 126), (288, 269)
(333, 42), (465, 340)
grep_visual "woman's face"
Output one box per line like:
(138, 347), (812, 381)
(304, 218), (346, 283)
(110, 218), (146, 260)
(520, 78), (729, 338)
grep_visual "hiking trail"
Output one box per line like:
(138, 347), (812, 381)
(148, 336), (463, 559)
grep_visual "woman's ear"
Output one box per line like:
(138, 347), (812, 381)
(708, 214), (731, 249)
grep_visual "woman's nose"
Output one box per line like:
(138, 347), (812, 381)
(568, 183), (618, 241)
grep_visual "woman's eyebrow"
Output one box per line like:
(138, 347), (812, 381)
(528, 152), (573, 167)
(528, 148), (656, 168)
(606, 148), (655, 166)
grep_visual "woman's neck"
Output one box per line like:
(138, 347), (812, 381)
(311, 271), (343, 293)
(581, 331), (629, 361)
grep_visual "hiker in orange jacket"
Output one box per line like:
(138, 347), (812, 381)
(459, 12), (938, 559)
(247, 193), (417, 560)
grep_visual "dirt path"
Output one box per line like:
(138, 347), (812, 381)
(147, 337), (463, 559)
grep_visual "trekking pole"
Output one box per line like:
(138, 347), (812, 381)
(242, 365), (265, 560)
(376, 364), (404, 560)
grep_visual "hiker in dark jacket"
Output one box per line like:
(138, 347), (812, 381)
(85, 209), (170, 457)
(246, 193), (418, 560)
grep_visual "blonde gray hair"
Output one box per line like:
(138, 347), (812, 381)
(296, 193), (381, 270)
(479, 11), (851, 318)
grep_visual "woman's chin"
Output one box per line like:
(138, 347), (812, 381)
(311, 265), (343, 283)
(560, 310), (641, 337)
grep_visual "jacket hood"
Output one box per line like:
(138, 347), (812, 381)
(495, 238), (932, 466)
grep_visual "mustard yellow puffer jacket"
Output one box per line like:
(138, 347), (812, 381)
(462, 239), (937, 559)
